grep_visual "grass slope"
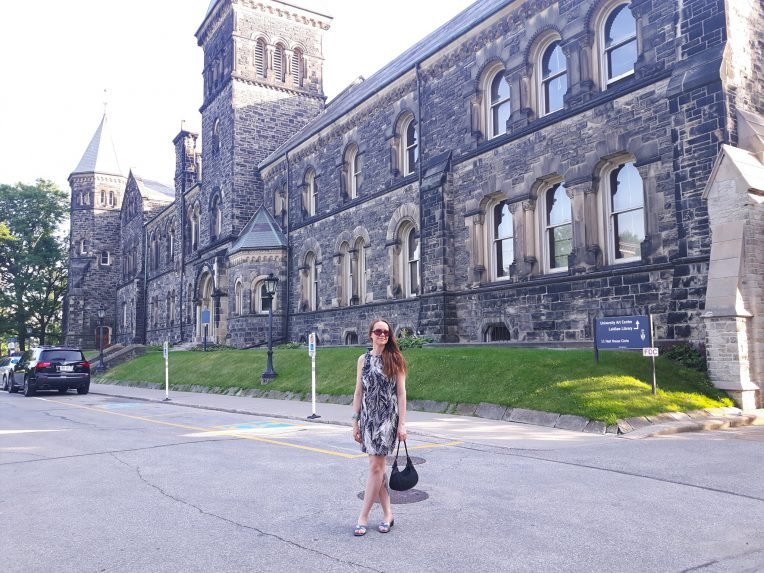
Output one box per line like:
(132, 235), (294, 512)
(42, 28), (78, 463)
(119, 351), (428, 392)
(102, 346), (732, 425)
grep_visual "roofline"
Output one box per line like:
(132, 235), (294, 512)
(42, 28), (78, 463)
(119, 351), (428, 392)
(259, 0), (513, 170)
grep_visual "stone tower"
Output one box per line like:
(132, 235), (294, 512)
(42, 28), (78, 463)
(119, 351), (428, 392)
(64, 113), (125, 349)
(195, 0), (331, 235)
(185, 0), (330, 345)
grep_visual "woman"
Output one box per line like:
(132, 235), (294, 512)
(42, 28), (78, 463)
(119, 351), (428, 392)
(351, 319), (408, 536)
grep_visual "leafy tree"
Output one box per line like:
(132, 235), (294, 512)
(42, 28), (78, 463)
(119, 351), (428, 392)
(0, 180), (69, 351)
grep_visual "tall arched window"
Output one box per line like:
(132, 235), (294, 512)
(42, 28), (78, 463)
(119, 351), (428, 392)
(602, 3), (637, 85)
(540, 40), (567, 115)
(491, 201), (514, 280)
(304, 169), (317, 216)
(255, 39), (267, 78)
(607, 161), (644, 261)
(402, 116), (418, 176)
(234, 280), (243, 315)
(353, 237), (366, 305)
(190, 204), (200, 251)
(167, 225), (175, 263)
(274, 44), (286, 82)
(544, 183), (572, 272)
(212, 118), (220, 154)
(210, 194), (222, 240)
(488, 68), (510, 138)
(398, 223), (419, 298)
(152, 233), (160, 270)
(303, 252), (318, 311)
(339, 242), (352, 307)
(345, 145), (361, 200)
(291, 48), (304, 86)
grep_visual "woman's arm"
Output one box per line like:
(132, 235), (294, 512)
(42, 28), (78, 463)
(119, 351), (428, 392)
(351, 354), (364, 443)
(396, 372), (407, 441)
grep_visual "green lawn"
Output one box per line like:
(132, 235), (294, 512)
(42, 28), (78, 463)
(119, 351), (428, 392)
(101, 346), (732, 425)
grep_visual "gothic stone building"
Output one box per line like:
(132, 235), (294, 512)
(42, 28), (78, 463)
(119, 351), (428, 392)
(64, 0), (764, 409)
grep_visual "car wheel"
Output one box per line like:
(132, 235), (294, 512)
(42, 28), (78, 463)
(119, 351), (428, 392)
(23, 376), (35, 397)
(1, 375), (6, 391)
(77, 384), (89, 395)
(8, 376), (18, 393)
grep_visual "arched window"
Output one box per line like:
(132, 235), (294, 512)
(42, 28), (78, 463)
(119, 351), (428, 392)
(167, 225), (175, 263)
(304, 169), (317, 216)
(602, 3), (637, 86)
(345, 145), (361, 200)
(484, 324), (511, 342)
(78, 238), (88, 255)
(401, 115), (418, 176)
(234, 280), (243, 315)
(397, 222), (419, 298)
(540, 40), (567, 115)
(543, 182), (572, 272)
(490, 201), (514, 280)
(109, 191), (116, 207)
(255, 39), (267, 78)
(170, 290), (176, 325)
(152, 233), (160, 270)
(99, 190), (106, 205)
(302, 252), (318, 311)
(487, 67), (510, 138)
(212, 118), (220, 154)
(291, 48), (304, 86)
(190, 204), (200, 251)
(345, 332), (358, 345)
(338, 242), (352, 307)
(274, 43), (286, 82)
(210, 194), (222, 240)
(607, 161), (644, 262)
(353, 237), (366, 305)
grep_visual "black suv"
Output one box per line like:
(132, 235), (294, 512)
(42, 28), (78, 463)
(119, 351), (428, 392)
(10, 347), (90, 396)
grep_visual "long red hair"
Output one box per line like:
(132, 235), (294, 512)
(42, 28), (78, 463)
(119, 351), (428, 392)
(369, 319), (407, 379)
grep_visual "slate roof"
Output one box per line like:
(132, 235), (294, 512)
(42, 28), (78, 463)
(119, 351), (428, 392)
(71, 113), (123, 177)
(229, 206), (288, 254)
(132, 172), (175, 203)
(260, 0), (513, 169)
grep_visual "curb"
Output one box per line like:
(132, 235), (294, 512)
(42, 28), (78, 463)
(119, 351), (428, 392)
(92, 378), (764, 437)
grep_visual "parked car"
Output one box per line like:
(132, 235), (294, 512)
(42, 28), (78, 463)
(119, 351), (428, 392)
(10, 347), (90, 396)
(1, 354), (22, 391)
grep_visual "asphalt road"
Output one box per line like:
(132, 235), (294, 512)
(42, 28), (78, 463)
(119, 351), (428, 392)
(1, 391), (763, 572)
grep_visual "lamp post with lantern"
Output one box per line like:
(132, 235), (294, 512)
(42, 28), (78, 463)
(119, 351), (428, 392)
(261, 273), (279, 383)
(97, 307), (105, 372)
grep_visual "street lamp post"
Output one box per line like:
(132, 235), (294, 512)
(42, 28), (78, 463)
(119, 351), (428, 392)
(261, 273), (279, 384)
(97, 307), (105, 372)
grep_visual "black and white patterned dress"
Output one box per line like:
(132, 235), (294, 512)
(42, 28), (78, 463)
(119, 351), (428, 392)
(359, 352), (399, 455)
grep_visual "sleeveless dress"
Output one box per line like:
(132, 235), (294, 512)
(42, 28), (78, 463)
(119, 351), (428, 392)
(359, 352), (399, 455)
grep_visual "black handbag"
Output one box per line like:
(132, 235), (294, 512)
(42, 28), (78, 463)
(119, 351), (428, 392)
(389, 440), (418, 491)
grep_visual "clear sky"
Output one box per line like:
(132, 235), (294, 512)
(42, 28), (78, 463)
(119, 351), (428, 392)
(0, 0), (474, 192)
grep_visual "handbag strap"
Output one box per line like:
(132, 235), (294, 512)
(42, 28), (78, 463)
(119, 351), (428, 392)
(397, 439), (410, 461)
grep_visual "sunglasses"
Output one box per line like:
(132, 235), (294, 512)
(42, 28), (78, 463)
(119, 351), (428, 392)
(371, 329), (390, 337)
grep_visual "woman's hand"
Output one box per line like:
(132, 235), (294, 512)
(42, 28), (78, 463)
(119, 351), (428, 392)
(397, 423), (407, 442)
(352, 421), (362, 444)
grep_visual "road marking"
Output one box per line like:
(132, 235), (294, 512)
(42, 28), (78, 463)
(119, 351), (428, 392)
(0, 429), (65, 435)
(36, 397), (356, 458)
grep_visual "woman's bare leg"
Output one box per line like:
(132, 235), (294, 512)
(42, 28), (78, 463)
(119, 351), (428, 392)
(378, 476), (393, 523)
(357, 455), (386, 524)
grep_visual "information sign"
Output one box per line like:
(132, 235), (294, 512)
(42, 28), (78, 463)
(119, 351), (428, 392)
(642, 347), (659, 357)
(595, 315), (651, 350)
(308, 332), (316, 357)
(201, 308), (211, 325)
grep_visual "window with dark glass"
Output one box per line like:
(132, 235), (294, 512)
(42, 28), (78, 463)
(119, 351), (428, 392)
(407, 227), (419, 296)
(404, 118), (418, 176)
(541, 41), (567, 115)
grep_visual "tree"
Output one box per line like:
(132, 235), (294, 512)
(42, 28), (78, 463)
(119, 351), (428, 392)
(0, 180), (69, 351)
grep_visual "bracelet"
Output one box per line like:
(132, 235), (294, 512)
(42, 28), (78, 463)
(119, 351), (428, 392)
(351, 412), (360, 421)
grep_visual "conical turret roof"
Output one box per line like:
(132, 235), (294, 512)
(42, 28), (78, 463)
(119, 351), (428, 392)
(71, 113), (123, 177)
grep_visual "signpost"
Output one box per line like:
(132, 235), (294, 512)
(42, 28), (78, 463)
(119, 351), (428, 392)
(201, 308), (210, 352)
(307, 333), (320, 419)
(594, 315), (658, 395)
(162, 341), (171, 401)
(7, 337), (17, 353)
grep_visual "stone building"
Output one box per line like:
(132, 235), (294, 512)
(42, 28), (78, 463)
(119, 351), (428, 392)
(63, 0), (763, 408)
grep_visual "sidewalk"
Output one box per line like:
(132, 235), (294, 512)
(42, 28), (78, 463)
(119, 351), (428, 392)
(90, 382), (764, 447)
